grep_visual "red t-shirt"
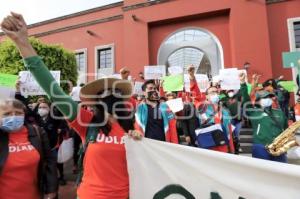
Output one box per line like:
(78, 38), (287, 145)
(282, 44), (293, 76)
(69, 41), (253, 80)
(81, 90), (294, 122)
(0, 127), (40, 199)
(69, 108), (129, 199)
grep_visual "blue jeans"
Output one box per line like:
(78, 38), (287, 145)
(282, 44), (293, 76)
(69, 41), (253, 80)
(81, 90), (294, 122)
(231, 119), (241, 138)
(252, 143), (287, 163)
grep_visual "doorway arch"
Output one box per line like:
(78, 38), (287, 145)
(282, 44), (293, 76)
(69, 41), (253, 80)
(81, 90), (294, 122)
(157, 27), (224, 76)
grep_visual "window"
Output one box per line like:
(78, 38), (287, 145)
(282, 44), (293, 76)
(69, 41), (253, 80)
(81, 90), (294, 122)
(288, 17), (300, 50)
(294, 21), (300, 49)
(95, 44), (115, 76)
(97, 48), (112, 69)
(75, 52), (86, 71)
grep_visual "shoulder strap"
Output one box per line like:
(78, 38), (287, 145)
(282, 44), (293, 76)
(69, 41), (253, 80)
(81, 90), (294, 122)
(27, 124), (43, 156)
(76, 126), (99, 186)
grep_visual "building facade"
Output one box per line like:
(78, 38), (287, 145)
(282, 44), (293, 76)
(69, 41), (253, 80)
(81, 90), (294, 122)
(1, 0), (299, 85)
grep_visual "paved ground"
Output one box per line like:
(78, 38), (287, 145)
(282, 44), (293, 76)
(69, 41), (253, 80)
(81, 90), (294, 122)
(58, 160), (77, 199)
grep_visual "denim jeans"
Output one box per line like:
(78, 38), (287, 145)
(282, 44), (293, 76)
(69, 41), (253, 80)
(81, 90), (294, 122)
(252, 143), (287, 163)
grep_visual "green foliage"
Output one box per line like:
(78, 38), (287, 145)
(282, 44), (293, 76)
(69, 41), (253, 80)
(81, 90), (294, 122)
(0, 37), (78, 93)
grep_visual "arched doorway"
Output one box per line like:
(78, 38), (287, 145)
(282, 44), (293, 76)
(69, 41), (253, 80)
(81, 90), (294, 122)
(157, 28), (224, 76)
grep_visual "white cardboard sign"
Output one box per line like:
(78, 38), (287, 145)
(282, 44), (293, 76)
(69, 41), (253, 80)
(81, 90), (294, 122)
(19, 71), (60, 96)
(144, 65), (166, 80)
(220, 68), (240, 90)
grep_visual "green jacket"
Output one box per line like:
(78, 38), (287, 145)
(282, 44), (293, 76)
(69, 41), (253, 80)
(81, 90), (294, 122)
(240, 83), (288, 145)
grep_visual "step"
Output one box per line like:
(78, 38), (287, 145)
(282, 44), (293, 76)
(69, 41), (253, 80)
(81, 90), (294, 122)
(240, 143), (253, 154)
(239, 135), (253, 143)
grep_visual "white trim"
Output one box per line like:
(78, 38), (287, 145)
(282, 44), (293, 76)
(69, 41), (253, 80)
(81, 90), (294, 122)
(95, 43), (115, 78)
(287, 17), (300, 101)
(75, 48), (88, 85)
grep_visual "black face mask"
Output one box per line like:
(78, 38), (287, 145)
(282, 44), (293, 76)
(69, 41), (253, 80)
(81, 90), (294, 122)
(146, 91), (160, 101)
(97, 95), (122, 115)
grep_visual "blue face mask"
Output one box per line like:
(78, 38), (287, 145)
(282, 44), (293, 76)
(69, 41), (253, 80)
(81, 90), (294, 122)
(1, 116), (24, 132)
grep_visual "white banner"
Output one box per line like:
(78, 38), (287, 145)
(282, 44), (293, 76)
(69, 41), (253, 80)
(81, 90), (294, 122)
(125, 138), (300, 199)
(19, 71), (60, 96)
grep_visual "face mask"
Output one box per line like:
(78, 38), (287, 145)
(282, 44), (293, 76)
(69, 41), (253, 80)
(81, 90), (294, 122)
(260, 98), (273, 108)
(209, 94), (219, 104)
(1, 116), (24, 132)
(228, 92), (234, 98)
(38, 108), (49, 117)
(147, 91), (160, 101)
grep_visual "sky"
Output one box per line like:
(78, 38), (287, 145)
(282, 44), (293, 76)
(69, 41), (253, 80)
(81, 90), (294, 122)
(0, 0), (122, 25)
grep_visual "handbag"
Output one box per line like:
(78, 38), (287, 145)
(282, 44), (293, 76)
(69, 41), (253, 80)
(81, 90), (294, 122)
(195, 124), (227, 148)
(57, 138), (74, 163)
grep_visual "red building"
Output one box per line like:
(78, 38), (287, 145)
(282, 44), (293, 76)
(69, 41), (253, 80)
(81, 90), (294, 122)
(1, 0), (300, 85)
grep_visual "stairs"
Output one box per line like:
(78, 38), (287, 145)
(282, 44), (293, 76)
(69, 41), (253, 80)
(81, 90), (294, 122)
(239, 128), (253, 155)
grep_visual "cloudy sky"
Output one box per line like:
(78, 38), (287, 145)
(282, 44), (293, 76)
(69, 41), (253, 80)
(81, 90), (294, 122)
(0, 0), (122, 25)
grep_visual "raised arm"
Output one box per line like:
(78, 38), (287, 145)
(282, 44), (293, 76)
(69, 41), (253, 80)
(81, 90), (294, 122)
(1, 12), (77, 121)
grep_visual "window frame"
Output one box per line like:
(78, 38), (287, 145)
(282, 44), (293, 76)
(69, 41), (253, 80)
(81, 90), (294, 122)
(95, 44), (115, 77)
(75, 48), (88, 85)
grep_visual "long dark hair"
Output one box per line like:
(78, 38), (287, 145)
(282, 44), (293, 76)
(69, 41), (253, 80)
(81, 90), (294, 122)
(90, 94), (134, 136)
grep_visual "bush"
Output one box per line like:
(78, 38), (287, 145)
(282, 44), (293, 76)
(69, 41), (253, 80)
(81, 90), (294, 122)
(0, 37), (78, 93)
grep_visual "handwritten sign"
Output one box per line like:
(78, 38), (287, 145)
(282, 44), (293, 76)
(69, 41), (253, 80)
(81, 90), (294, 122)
(163, 75), (184, 92)
(144, 65), (166, 80)
(166, 98), (184, 113)
(184, 74), (210, 92)
(19, 71), (60, 96)
(0, 73), (18, 88)
(134, 81), (144, 95)
(168, 66), (183, 75)
(220, 68), (240, 90)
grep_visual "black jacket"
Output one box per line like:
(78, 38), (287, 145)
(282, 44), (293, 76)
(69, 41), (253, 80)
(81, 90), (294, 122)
(0, 125), (58, 197)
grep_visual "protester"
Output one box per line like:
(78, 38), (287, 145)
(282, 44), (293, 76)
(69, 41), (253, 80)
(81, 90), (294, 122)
(0, 99), (58, 199)
(241, 74), (288, 162)
(221, 88), (243, 154)
(120, 67), (130, 80)
(196, 85), (234, 153)
(135, 80), (178, 143)
(1, 12), (142, 199)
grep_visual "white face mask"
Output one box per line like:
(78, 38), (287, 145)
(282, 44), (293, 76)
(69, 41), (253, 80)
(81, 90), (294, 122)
(209, 94), (219, 104)
(260, 98), (273, 108)
(38, 108), (49, 117)
(228, 92), (234, 98)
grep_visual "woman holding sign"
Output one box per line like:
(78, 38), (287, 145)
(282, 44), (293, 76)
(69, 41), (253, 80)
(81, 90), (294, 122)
(1, 12), (142, 199)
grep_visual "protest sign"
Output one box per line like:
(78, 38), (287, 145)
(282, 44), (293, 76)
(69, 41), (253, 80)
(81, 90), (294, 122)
(184, 74), (210, 92)
(144, 65), (166, 80)
(125, 137), (300, 199)
(168, 66), (183, 75)
(0, 87), (15, 100)
(220, 68), (240, 90)
(166, 98), (184, 113)
(19, 71), (60, 96)
(163, 75), (184, 92)
(0, 73), (18, 88)
(278, 81), (297, 92)
(133, 81), (144, 95)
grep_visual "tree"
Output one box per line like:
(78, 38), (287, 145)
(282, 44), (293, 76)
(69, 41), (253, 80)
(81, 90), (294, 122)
(0, 37), (78, 93)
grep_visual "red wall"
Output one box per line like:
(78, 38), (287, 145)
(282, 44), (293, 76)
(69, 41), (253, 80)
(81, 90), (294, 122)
(0, 0), (297, 83)
(148, 12), (231, 68)
(267, 0), (300, 81)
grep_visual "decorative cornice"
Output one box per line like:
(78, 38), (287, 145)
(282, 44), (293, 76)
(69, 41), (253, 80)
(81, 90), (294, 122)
(31, 15), (123, 38)
(122, 0), (172, 11)
(28, 1), (123, 28)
